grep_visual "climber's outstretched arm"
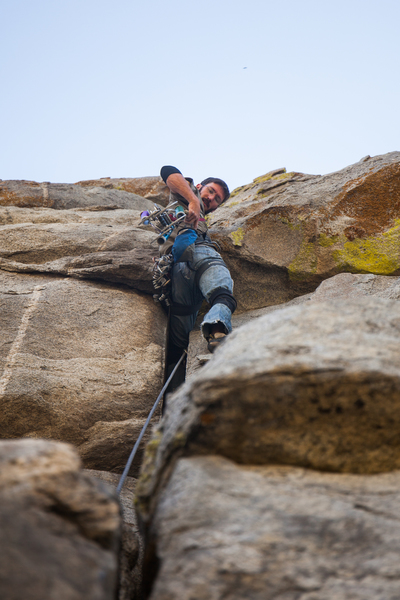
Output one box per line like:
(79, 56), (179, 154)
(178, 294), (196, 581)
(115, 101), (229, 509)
(161, 166), (201, 230)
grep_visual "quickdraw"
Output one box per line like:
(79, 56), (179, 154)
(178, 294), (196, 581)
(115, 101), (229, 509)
(140, 202), (186, 245)
(151, 253), (174, 306)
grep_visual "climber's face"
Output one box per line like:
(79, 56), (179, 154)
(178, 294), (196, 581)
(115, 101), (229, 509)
(197, 182), (226, 214)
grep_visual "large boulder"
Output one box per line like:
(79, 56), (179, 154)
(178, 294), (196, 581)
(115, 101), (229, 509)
(137, 295), (400, 522)
(209, 152), (400, 310)
(187, 273), (400, 375)
(0, 271), (166, 473)
(311, 271), (400, 301)
(0, 439), (121, 600)
(144, 455), (400, 600)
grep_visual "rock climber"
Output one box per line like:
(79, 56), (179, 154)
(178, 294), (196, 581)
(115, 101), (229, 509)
(160, 165), (237, 356)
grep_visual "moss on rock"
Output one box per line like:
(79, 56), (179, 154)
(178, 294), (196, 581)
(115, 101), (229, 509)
(230, 227), (244, 246)
(288, 239), (318, 281)
(319, 233), (340, 247)
(333, 220), (400, 275)
(253, 169), (287, 185)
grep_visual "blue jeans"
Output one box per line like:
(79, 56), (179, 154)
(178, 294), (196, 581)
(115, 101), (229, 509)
(169, 245), (234, 349)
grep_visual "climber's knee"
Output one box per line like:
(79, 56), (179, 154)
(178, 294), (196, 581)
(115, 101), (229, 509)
(208, 287), (237, 314)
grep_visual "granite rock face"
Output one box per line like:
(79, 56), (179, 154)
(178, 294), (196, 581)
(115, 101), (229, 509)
(0, 270), (166, 473)
(138, 289), (400, 597)
(187, 272), (400, 375)
(86, 470), (141, 600)
(2, 152), (399, 310)
(0, 206), (158, 292)
(0, 179), (152, 210)
(0, 439), (121, 600)
(146, 455), (400, 600)
(75, 176), (170, 206)
(137, 295), (400, 520)
(2, 154), (400, 597)
(208, 152), (400, 310)
(311, 271), (400, 301)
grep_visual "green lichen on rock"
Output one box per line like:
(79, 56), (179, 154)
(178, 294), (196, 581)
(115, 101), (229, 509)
(319, 233), (340, 247)
(275, 171), (295, 180)
(229, 184), (248, 198)
(253, 169), (287, 185)
(230, 227), (245, 246)
(230, 227), (244, 246)
(287, 221), (400, 282)
(134, 426), (190, 517)
(135, 428), (163, 498)
(253, 170), (296, 188)
(279, 217), (301, 231)
(288, 239), (318, 281)
(333, 220), (400, 275)
(172, 430), (187, 449)
(256, 172), (296, 198)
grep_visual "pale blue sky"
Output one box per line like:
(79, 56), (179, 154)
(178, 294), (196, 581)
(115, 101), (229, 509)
(1, 0), (399, 191)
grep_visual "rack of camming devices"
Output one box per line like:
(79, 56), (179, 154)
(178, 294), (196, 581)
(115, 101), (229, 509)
(140, 201), (187, 306)
(140, 201), (187, 245)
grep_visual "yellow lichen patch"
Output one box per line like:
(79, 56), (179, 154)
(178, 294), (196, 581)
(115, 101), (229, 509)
(333, 219), (400, 275)
(229, 184), (249, 198)
(135, 429), (163, 492)
(253, 169), (287, 185)
(145, 432), (162, 456)
(230, 227), (244, 246)
(256, 173), (297, 198)
(288, 239), (318, 281)
(172, 431), (187, 448)
(279, 217), (301, 231)
(275, 171), (295, 180)
(319, 233), (340, 247)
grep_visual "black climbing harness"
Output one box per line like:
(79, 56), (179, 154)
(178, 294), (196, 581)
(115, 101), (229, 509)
(152, 254), (233, 316)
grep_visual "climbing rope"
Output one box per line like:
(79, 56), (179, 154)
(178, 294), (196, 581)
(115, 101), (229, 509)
(116, 349), (187, 495)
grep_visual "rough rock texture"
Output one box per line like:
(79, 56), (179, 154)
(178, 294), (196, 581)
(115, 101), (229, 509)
(0, 179), (152, 210)
(208, 152), (400, 310)
(0, 439), (121, 600)
(75, 176), (170, 207)
(312, 271), (400, 301)
(187, 273), (400, 376)
(2, 155), (400, 597)
(0, 206), (157, 292)
(137, 295), (400, 522)
(139, 277), (400, 597)
(0, 270), (166, 473)
(3, 153), (399, 311)
(146, 455), (400, 600)
(86, 470), (141, 600)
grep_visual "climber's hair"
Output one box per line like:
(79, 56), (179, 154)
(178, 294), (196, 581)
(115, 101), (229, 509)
(200, 177), (230, 203)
